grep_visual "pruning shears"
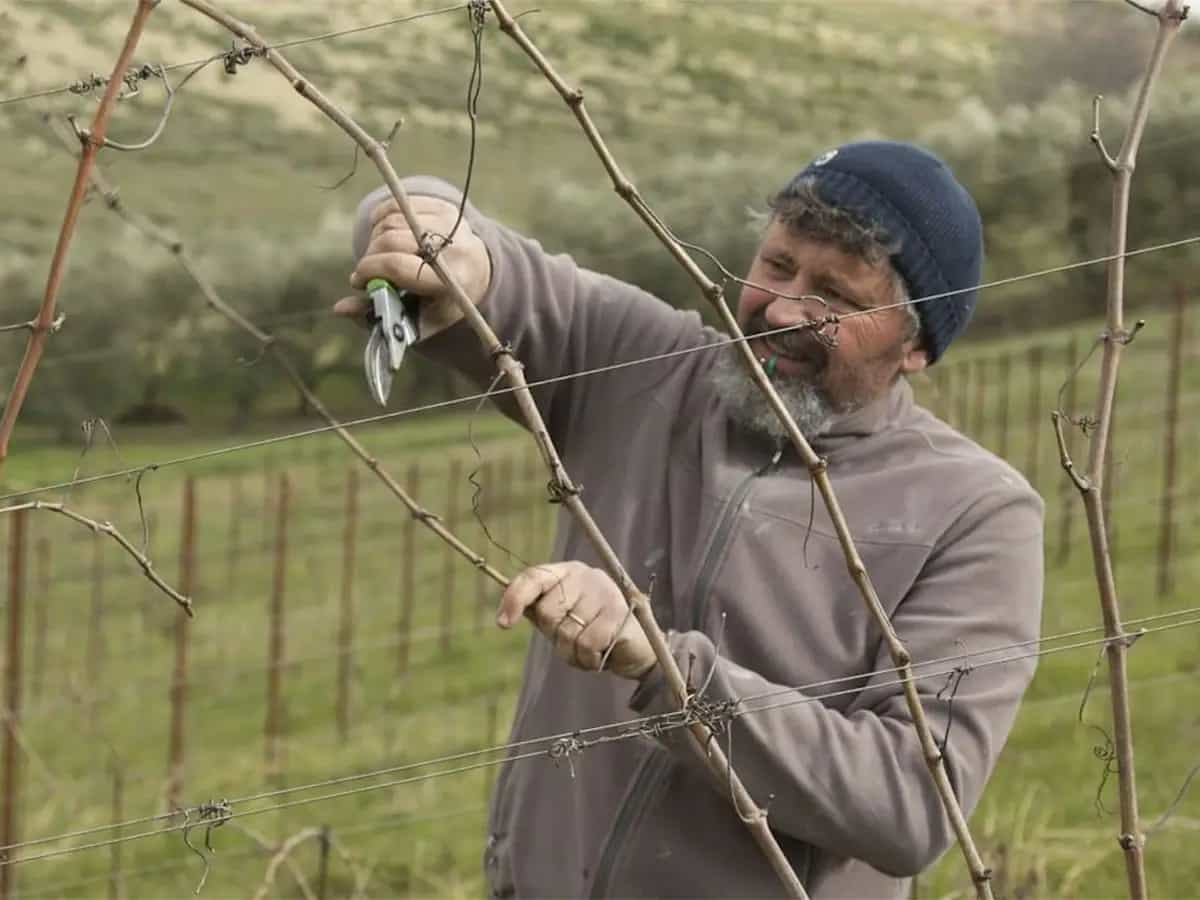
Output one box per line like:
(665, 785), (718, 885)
(363, 278), (419, 406)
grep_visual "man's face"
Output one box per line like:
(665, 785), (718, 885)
(734, 218), (928, 417)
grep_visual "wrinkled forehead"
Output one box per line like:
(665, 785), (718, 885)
(759, 219), (899, 288)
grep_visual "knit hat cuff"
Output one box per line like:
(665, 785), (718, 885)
(809, 168), (958, 362)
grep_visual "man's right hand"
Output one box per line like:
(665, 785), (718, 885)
(333, 194), (492, 333)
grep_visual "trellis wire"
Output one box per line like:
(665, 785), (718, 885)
(0, 5), (470, 107)
(4, 606), (1199, 867)
(3, 229), (1199, 508)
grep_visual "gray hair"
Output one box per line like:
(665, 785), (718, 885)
(750, 177), (921, 344)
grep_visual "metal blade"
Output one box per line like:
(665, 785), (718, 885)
(364, 326), (392, 406)
(363, 279), (417, 406)
(370, 281), (407, 372)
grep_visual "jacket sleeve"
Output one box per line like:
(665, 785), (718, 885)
(629, 483), (1044, 877)
(352, 178), (710, 444)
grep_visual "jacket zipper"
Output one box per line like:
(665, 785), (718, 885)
(692, 443), (783, 630)
(588, 750), (672, 897)
(587, 444), (783, 897)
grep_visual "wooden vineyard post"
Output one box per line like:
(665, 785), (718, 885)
(398, 462), (419, 676)
(337, 469), (359, 742)
(1025, 343), (1044, 490)
(1, 508), (27, 900)
(442, 458), (462, 656)
(265, 474), (290, 783)
(1157, 287), (1186, 596)
(166, 477), (196, 811)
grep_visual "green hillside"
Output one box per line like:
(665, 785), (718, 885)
(0, 0), (1023, 265)
(9, 0), (1197, 439)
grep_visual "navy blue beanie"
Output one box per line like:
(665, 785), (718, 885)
(781, 141), (983, 364)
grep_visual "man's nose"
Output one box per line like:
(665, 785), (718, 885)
(762, 293), (824, 329)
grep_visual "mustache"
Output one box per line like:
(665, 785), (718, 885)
(745, 312), (829, 369)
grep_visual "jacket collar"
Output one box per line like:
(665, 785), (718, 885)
(811, 377), (913, 454)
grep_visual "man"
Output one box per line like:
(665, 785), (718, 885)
(337, 141), (1044, 898)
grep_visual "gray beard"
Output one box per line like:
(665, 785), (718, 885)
(709, 349), (834, 441)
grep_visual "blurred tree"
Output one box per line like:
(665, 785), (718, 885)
(265, 252), (359, 416)
(114, 261), (208, 424)
(1001, 2), (1151, 106)
(523, 151), (767, 324)
(0, 263), (145, 437)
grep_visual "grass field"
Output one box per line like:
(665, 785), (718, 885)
(0, 307), (1197, 898)
(4, 409), (543, 898)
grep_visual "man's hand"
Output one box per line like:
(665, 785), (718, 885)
(333, 195), (492, 332)
(498, 562), (657, 681)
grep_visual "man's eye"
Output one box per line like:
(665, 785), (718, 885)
(827, 291), (864, 311)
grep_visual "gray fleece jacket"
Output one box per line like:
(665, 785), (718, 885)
(353, 179), (1044, 899)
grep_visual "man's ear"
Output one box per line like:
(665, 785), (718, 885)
(899, 345), (929, 376)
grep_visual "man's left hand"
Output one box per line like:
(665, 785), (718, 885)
(497, 562), (657, 681)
